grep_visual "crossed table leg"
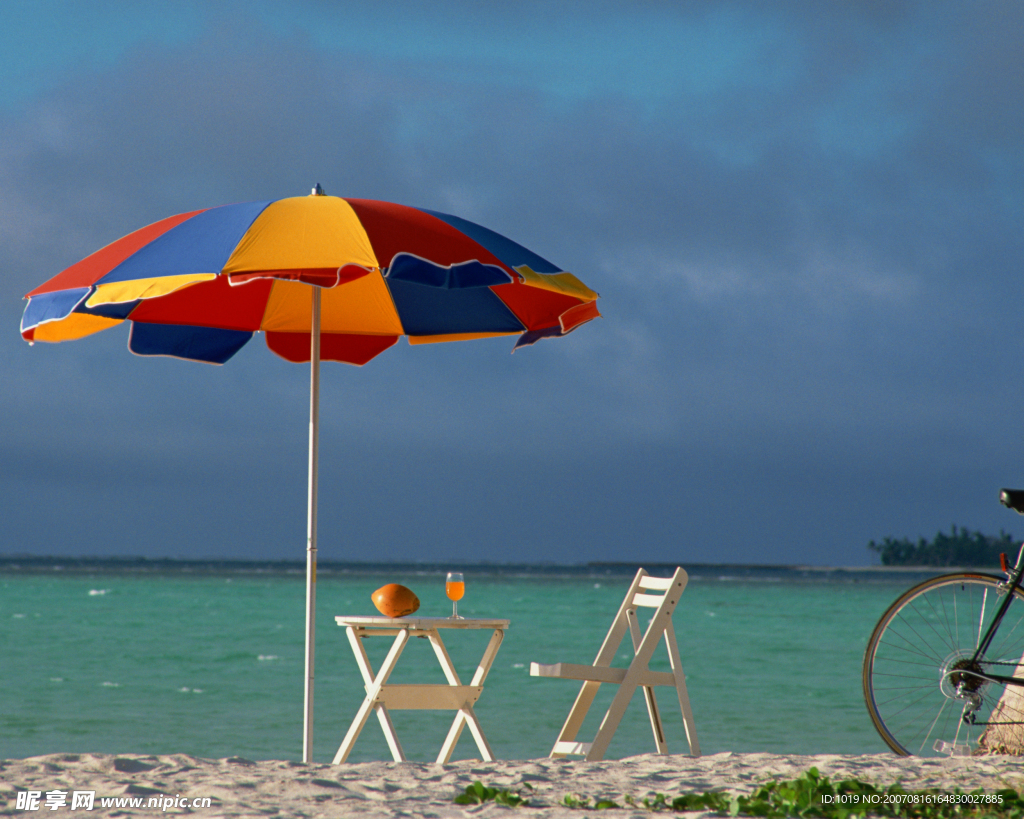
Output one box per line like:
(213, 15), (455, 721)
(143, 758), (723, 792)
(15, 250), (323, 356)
(332, 616), (509, 764)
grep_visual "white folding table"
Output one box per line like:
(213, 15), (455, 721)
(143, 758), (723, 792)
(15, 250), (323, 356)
(332, 615), (509, 764)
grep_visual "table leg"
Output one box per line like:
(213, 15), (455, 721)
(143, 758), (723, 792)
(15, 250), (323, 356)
(432, 628), (505, 763)
(437, 710), (466, 764)
(427, 629), (462, 686)
(461, 704), (496, 760)
(333, 628), (409, 763)
(437, 704), (496, 763)
(470, 629), (505, 687)
(375, 704), (406, 761)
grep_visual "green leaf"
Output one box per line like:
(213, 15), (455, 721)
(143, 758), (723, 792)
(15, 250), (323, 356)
(453, 780), (529, 807)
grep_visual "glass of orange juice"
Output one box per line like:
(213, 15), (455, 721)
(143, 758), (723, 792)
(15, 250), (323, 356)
(445, 571), (465, 619)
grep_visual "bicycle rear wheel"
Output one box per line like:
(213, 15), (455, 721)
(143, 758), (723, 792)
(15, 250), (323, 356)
(864, 572), (1024, 756)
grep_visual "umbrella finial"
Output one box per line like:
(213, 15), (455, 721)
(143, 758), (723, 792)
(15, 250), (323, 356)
(311, 183), (325, 196)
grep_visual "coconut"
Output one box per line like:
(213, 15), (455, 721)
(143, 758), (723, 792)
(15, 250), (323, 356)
(371, 584), (420, 617)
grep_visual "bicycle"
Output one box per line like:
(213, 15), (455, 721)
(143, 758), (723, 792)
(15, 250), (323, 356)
(863, 489), (1024, 756)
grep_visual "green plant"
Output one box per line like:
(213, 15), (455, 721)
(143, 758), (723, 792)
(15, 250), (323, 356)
(561, 793), (620, 809)
(625, 791), (737, 813)
(454, 769), (1024, 817)
(727, 767), (1024, 819)
(453, 780), (531, 807)
(686, 768), (1024, 819)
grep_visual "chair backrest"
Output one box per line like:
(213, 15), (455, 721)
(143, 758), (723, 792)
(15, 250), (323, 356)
(631, 573), (677, 608)
(590, 568), (687, 668)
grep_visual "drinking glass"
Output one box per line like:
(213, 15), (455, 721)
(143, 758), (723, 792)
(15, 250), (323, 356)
(445, 571), (465, 619)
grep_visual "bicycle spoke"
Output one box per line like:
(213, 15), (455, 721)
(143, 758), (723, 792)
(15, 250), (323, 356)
(881, 615), (953, 664)
(915, 695), (953, 755)
(871, 672), (946, 686)
(977, 586), (988, 649)
(874, 681), (943, 725)
(902, 597), (958, 658)
(927, 586), (959, 652)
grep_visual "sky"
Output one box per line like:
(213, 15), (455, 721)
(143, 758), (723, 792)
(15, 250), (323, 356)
(2, 0), (1023, 567)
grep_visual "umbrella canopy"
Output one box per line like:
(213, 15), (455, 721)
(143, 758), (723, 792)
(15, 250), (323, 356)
(20, 188), (600, 762)
(21, 193), (600, 363)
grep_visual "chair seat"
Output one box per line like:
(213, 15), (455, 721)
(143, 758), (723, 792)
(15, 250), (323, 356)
(530, 662), (677, 687)
(552, 741), (593, 755)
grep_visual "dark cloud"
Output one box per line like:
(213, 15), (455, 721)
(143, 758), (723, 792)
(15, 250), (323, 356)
(2, 3), (1022, 565)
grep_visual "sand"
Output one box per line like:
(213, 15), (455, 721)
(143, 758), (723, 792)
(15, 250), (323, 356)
(2, 752), (1022, 817)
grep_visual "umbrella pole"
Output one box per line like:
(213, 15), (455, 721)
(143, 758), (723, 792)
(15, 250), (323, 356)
(303, 286), (322, 763)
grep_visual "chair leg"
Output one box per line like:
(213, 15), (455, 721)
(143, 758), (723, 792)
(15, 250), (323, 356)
(586, 680), (638, 761)
(628, 607), (668, 754)
(665, 626), (700, 756)
(550, 679), (602, 757)
(674, 676), (700, 757)
(641, 685), (668, 753)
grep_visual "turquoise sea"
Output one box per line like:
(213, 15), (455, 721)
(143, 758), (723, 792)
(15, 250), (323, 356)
(0, 561), (947, 763)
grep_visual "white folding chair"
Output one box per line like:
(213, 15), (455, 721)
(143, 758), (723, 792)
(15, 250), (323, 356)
(530, 567), (699, 761)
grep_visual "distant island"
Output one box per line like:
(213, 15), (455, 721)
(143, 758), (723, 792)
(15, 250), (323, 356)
(869, 526), (1021, 567)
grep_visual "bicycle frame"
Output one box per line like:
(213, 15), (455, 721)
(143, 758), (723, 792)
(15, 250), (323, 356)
(960, 542), (1024, 691)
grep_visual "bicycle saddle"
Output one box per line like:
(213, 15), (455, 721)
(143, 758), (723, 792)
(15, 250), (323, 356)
(1000, 488), (1024, 514)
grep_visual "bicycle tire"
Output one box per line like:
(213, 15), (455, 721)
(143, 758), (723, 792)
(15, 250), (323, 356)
(864, 572), (1024, 756)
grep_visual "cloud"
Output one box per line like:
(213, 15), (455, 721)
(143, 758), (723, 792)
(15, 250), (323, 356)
(1, 3), (1023, 565)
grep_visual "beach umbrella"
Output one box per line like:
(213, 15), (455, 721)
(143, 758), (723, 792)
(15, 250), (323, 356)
(19, 187), (600, 762)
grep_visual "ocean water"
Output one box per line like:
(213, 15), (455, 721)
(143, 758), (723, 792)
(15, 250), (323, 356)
(0, 562), (944, 763)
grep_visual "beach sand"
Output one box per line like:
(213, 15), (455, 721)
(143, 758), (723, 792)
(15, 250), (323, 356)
(2, 752), (1022, 817)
